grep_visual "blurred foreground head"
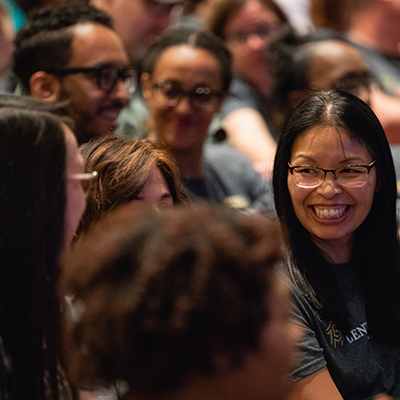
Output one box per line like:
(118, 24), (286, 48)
(62, 204), (299, 400)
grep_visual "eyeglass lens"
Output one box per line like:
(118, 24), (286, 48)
(153, 81), (220, 110)
(69, 172), (97, 194)
(228, 22), (279, 44)
(292, 166), (370, 188)
(98, 66), (136, 94)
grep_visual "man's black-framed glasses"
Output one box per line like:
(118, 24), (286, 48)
(288, 160), (376, 188)
(47, 64), (137, 94)
(152, 80), (223, 111)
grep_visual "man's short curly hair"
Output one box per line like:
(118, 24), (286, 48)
(61, 204), (283, 396)
(13, 3), (113, 93)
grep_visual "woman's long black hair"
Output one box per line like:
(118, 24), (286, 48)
(273, 91), (400, 342)
(0, 96), (71, 398)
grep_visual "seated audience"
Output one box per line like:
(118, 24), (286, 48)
(92, 0), (183, 69)
(273, 90), (400, 399)
(77, 135), (188, 237)
(269, 29), (400, 143)
(310, 0), (351, 33)
(275, 0), (311, 34)
(346, 0), (400, 98)
(270, 30), (371, 128)
(208, 0), (289, 178)
(0, 94), (90, 399)
(61, 203), (299, 400)
(141, 28), (275, 213)
(309, 0), (400, 100)
(93, 0), (185, 139)
(12, 3), (132, 143)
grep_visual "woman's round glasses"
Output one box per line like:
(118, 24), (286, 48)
(288, 161), (376, 188)
(68, 171), (98, 195)
(151, 80), (223, 112)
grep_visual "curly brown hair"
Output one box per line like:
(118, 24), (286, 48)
(77, 136), (189, 236)
(61, 204), (283, 396)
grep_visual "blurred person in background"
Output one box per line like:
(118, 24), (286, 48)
(141, 28), (275, 212)
(93, 0), (185, 140)
(311, 0), (400, 99)
(208, 0), (289, 178)
(269, 28), (400, 144)
(92, 0), (183, 68)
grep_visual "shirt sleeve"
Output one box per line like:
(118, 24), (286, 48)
(291, 288), (328, 381)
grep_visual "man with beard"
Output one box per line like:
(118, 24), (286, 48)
(12, 3), (133, 143)
(91, 0), (184, 138)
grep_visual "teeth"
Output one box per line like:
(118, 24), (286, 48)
(101, 110), (120, 119)
(314, 206), (347, 219)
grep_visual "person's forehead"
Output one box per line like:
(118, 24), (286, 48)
(69, 22), (129, 67)
(152, 45), (223, 86)
(224, 0), (280, 33)
(311, 40), (365, 65)
(308, 41), (368, 82)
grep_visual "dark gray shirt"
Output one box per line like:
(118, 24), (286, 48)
(182, 145), (275, 214)
(292, 263), (400, 399)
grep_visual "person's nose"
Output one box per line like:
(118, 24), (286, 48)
(174, 94), (192, 114)
(112, 79), (130, 106)
(315, 172), (343, 198)
(151, 203), (162, 212)
(246, 34), (267, 50)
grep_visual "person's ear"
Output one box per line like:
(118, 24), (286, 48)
(91, 0), (112, 12)
(29, 71), (62, 102)
(141, 73), (152, 103)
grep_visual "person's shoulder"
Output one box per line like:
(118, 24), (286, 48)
(203, 145), (253, 166)
(229, 78), (254, 94)
(220, 78), (259, 116)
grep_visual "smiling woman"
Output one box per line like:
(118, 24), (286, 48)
(138, 28), (274, 213)
(273, 90), (400, 399)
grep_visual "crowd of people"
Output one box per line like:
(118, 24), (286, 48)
(1, 0), (400, 399)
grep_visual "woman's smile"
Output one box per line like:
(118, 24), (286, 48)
(288, 126), (377, 254)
